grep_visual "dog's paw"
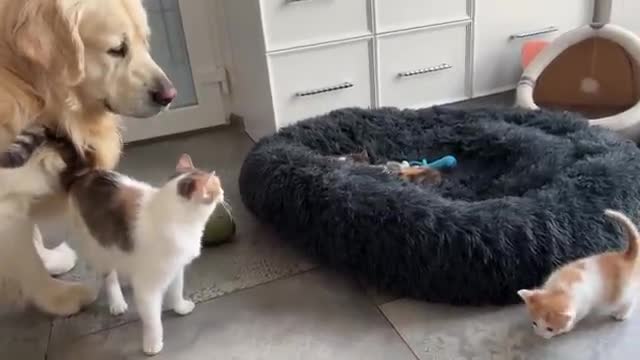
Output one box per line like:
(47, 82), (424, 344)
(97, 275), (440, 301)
(42, 242), (77, 276)
(173, 299), (195, 316)
(37, 281), (96, 316)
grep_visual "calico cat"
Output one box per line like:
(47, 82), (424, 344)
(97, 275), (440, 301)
(335, 149), (442, 185)
(64, 153), (223, 355)
(518, 209), (640, 339)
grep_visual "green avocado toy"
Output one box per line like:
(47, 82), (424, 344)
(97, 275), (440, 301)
(202, 204), (236, 246)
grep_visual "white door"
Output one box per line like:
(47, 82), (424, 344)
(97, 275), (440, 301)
(122, 0), (226, 142)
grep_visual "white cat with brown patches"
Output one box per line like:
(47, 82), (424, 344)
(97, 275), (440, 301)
(65, 154), (223, 356)
(518, 209), (640, 339)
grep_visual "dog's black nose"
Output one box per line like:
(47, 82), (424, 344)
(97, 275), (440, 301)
(150, 86), (177, 106)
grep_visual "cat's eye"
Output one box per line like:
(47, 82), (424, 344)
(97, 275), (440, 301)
(546, 327), (553, 332)
(108, 42), (128, 57)
(532, 321), (537, 327)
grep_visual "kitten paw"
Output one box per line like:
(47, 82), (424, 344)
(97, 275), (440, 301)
(612, 310), (632, 321)
(143, 339), (164, 356)
(611, 303), (634, 321)
(173, 299), (195, 316)
(612, 313), (629, 321)
(109, 300), (129, 316)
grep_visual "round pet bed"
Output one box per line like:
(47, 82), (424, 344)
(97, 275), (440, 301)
(239, 107), (640, 305)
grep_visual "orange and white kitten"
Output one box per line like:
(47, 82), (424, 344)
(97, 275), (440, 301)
(518, 209), (640, 339)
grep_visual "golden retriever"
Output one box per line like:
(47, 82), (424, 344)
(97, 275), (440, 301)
(0, 0), (176, 315)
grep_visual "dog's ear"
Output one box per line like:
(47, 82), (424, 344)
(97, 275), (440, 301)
(8, 0), (85, 85)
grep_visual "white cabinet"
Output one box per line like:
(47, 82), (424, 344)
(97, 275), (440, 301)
(377, 24), (469, 108)
(375, 0), (469, 33)
(260, 0), (372, 50)
(268, 39), (374, 128)
(223, 0), (593, 141)
(473, 0), (591, 96)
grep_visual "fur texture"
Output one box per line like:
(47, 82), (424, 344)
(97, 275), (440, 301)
(0, 0), (175, 316)
(0, 126), (94, 314)
(239, 106), (640, 305)
(66, 155), (223, 355)
(518, 209), (640, 338)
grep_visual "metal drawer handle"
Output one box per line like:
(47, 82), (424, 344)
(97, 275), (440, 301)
(295, 82), (354, 97)
(510, 26), (558, 39)
(287, 0), (313, 3)
(398, 63), (452, 78)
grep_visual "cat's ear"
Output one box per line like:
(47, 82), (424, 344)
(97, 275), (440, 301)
(206, 171), (217, 185)
(176, 153), (194, 172)
(517, 289), (537, 302)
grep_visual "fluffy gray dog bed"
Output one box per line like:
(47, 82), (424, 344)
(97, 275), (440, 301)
(239, 107), (640, 305)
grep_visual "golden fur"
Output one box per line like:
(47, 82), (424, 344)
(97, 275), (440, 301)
(0, 0), (175, 316)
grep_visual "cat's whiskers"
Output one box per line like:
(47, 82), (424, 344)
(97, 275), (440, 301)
(221, 199), (232, 212)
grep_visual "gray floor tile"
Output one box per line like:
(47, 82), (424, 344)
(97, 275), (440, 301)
(0, 310), (50, 360)
(48, 125), (314, 338)
(363, 285), (401, 306)
(381, 298), (640, 360)
(48, 270), (416, 360)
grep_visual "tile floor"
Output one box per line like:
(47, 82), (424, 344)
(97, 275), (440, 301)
(2, 94), (639, 359)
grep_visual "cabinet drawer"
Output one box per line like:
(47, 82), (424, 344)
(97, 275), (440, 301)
(377, 24), (469, 108)
(268, 40), (374, 128)
(376, 0), (469, 33)
(473, 0), (591, 96)
(260, 0), (372, 51)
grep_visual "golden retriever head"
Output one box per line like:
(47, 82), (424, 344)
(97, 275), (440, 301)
(3, 0), (176, 119)
(74, 0), (177, 118)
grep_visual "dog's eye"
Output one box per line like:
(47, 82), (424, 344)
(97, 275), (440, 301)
(107, 42), (128, 58)
(532, 321), (537, 327)
(546, 327), (553, 332)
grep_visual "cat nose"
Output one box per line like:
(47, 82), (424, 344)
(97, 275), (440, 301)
(150, 78), (177, 106)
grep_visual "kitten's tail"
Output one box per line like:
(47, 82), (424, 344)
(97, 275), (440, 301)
(604, 209), (640, 261)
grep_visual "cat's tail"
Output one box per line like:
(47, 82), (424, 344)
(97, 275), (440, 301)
(59, 148), (96, 192)
(604, 209), (640, 261)
(0, 125), (49, 168)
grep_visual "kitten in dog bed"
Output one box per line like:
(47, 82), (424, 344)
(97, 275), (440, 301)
(64, 153), (224, 355)
(518, 209), (640, 339)
(335, 149), (442, 185)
